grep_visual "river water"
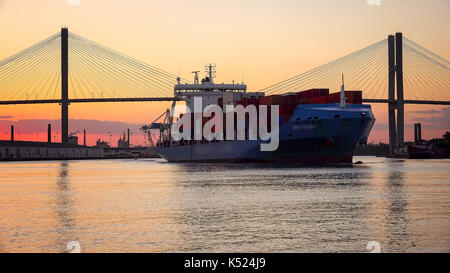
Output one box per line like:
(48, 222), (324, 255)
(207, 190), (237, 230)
(0, 156), (448, 253)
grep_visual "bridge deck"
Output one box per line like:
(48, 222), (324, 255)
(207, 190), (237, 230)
(362, 99), (450, 105)
(0, 97), (181, 105)
(0, 98), (448, 105)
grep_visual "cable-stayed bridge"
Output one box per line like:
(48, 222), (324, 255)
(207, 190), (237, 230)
(0, 29), (449, 151)
(259, 32), (449, 151)
(0, 30), (184, 104)
(260, 35), (449, 104)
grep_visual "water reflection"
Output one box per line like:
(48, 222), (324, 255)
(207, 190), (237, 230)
(168, 163), (374, 252)
(54, 162), (77, 252)
(0, 157), (448, 252)
(384, 162), (415, 252)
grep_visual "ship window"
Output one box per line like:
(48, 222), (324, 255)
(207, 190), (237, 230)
(296, 118), (301, 121)
(334, 114), (340, 118)
(314, 117), (319, 119)
(307, 117), (312, 120)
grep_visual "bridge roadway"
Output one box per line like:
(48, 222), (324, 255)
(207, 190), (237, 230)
(0, 97), (181, 105)
(0, 98), (448, 105)
(362, 99), (450, 105)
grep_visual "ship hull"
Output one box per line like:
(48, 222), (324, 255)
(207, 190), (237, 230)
(155, 103), (375, 164)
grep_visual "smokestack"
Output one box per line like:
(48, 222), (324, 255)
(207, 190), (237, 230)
(127, 129), (130, 147)
(10, 125), (14, 141)
(414, 123), (422, 144)
(48, 124), (52, 143)
(83, 129), (86, 146)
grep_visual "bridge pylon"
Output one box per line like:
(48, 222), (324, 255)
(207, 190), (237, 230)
(388, 32), (404, 154)
(61, 28), (69, 144)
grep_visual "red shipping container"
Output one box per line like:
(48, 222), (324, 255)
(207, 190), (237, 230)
(280, 94), (296, 106)
(202, 116), (210, 126)
(309, 96), (328, 104)
(252, 98), (261, 106)
(296, 88), (329, 99)
(297, 98), (310, 104)
(273, 95), (282, 105)
(327, 92), (340, 103)
(345, 91), (362, 104)
(279, 105), (288, 115)
(281, 114), (291, 123)
(327, 91), (362, 104)
(259, 96), (270, 105)
(237, 98), (256, 107)
(236, 99), (247, 107)
(280, 104), (297, 116)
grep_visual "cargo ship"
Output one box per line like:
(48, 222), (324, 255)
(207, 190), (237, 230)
(144, 65), (375, 164)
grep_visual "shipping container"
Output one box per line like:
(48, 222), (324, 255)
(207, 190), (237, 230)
(296, 88), (330, 99)
(281, 114), (291, 123)
(259, 95), (282, 105)
(297, 98), (310, 104)
(309, 96), (328, 104)
(243, 92), (265, 99)
(280, 94), (297, 106)
(328, 91), (362, 104)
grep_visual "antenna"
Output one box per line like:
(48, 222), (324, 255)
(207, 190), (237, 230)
(340, 73), (346, 108)
(192, 71), (200, 84)
(205, 64), (216, 83)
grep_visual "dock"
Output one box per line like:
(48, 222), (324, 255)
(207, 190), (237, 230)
(0, 140), (159, 161)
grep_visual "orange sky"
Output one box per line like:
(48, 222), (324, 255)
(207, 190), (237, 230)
(0, 0), (449, 145)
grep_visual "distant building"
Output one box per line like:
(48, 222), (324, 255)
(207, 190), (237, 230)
(68, 135), (78, 145)
(95, 139), (109, 148)
(117, 129), (131, 148)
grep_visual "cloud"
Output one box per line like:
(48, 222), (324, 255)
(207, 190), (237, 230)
(373, 122), (416, 131)
(0, 116), (13, 120)
(366, 108), (450, 131)
(411, 110), (441, 114)
(0, 118), (145, 135)
(418, 107), (450, 129)
(67, 0), (81, 7)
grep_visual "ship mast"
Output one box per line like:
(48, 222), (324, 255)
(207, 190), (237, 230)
(205, 64), (216, 84)
(192, 71), (200, 84)
(340, 73), (346, 108)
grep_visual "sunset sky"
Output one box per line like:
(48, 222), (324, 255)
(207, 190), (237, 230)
(0, 0), (449, 146)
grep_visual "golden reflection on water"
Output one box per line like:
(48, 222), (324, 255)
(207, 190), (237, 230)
(384, 164), (413, 251)
(366, 159), (450, 252)
(54, 162), (76, 252)
(0, 157), (448, 252)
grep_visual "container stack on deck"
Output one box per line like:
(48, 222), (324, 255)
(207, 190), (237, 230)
(169, 88), (363, 145)
(236, 88), (361, 123)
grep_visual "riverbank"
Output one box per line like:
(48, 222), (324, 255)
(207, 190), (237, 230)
(0, 140), (159, 161)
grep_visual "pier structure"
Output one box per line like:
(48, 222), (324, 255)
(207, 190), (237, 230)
(0, 140), (104, 161)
